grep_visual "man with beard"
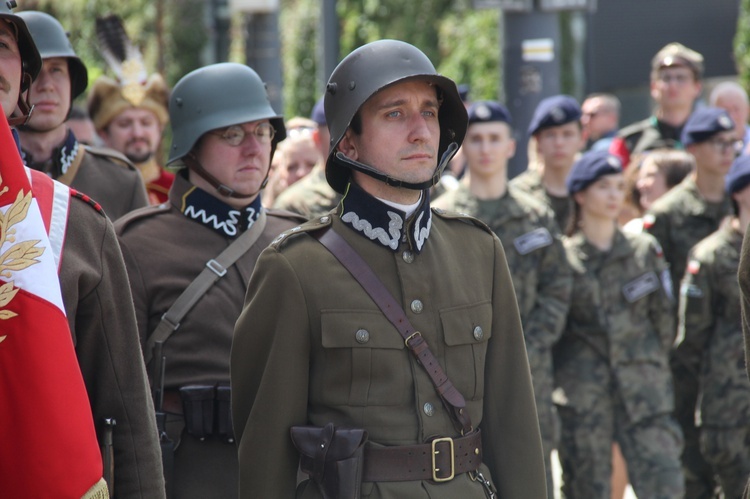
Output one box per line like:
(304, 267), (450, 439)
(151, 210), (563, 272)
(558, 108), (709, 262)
(15, 11), (148, 221)
(89, 71), (174, 205)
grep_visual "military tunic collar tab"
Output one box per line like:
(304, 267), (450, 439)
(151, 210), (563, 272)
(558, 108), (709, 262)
(339, 182), (432, 253)
(21, 129), (81, 179)
(170, 171), (262, 238)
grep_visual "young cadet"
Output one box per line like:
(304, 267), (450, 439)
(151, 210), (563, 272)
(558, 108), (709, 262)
(115, 63), (304, 498)
(0, 5), (164, 497)
(677, 154), (750, 499)
(556, 150), (683, 498)
(433, 100), (571, 498)
(231, 40), (546, 499)
(510, 94), (584, 230)
(644, 106), (739, 498)
(15, 11), (148, 220)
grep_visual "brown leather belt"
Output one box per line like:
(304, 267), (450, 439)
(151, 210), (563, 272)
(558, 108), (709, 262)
(362, 430), (482, 482)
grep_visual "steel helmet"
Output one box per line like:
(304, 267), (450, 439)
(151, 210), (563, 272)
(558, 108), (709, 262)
(0, 2), (41, 90)
(168, 62), (285, 165)
(17, 11), (88, 101)
(324, 39), (467, 194)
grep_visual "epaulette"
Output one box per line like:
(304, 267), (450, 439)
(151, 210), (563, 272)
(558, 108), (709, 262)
(431, 207), (494, 235)
(70, 188), (106, 217)
(114, 203), (171, 230)
(270, 213), (334, 249)
(83, 145), (137, 170)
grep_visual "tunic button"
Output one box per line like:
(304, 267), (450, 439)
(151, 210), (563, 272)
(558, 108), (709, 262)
(355, 329), (370, 344)
(402, 250), (414, 263)
(320, 216), (330, 223)
(473, 326), (484, 341)
(423, 402), (435, 416)
(410, 300), (423, 313)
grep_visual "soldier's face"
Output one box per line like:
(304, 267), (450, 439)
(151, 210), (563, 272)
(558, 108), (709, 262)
(463, 121), (515, 179)
(101, 108), (163, 164)
(26, 57), (70, 132)
(535, 122), (583, 171)
(575, 172), (625, 221)
(636, 159), (668, 210)
(687, 130), (738, 175)
(191, 118), (273, 206)
(282, 136), (319, 186)
(338, 80), (440, 198)
(651, 67), (701, 110)
(0, 22), (21, 119)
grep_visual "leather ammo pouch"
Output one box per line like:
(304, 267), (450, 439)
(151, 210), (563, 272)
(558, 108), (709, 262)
(290, 423), (368, 499)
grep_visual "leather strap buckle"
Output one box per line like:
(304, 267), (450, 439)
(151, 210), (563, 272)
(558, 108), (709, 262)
(431, 437), (455, 482)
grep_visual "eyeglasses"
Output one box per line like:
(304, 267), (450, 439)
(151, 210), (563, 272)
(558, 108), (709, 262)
(210, 123), (276, 146)
(656, 72), (693, 86)
(706, 138), (744, 155)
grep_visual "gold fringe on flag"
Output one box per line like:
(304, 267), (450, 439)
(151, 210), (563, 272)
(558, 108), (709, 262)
(82, 478), (109, 499)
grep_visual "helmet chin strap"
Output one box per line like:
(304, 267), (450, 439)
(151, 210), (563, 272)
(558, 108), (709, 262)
(334, 142), (459, 191)
(8, 74), (34, 127)
(183, 154), (268, 199)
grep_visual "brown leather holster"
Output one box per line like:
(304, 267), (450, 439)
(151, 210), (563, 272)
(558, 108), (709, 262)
(290, 423), (368, 499)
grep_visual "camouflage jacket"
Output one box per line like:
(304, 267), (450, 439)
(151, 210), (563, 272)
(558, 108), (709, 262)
(644, 175), (731, 296)
(510, 168), (572, 231)
(555, 229), (675, 423)
(677, 223), (750, 427)
(433, 184), (572, 364)
(272, 164), (342, 220)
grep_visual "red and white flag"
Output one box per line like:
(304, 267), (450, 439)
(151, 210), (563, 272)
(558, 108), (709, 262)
(0, 112), (107, 497)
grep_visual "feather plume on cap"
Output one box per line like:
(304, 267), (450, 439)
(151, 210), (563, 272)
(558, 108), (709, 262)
(95, 14), (148, 106)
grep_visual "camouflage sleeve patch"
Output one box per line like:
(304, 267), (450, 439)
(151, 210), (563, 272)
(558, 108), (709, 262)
(513, 227), (553, 255)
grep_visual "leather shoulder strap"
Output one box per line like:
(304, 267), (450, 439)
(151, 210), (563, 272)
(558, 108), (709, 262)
(144, 210), (268, 364)
(313, 227), (473, 434)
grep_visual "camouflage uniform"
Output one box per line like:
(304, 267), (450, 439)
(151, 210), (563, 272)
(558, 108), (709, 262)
(677, 223), (750, 498)
(433, 183), (571, 498)
(645, 174), (731, 498)
(509, 168), (572, 231)
(555, 229), (684, 499)
(272, 164), (342, 220)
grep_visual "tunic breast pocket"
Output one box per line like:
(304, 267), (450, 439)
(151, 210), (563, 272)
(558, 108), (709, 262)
(440, 301), (493, 401)
(320, 310), (409, 407)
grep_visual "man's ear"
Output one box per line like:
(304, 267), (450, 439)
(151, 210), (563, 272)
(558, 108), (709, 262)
(337, 130), (358, 161)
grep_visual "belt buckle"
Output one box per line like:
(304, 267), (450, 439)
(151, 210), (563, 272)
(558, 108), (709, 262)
(431, 437), (455, 482)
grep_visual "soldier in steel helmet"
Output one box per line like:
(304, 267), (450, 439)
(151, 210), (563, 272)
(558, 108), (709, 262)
(15, 11), (149, 221)
(231, 40), (546, 499)
(115, 62), (305, 498)
(555, 150), (684, 498)
(677, 154), (750, 498)
(0, 5), (165, 497)
(433, 100), (571, 498)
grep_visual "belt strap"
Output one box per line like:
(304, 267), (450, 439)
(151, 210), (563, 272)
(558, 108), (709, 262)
(363, 430), (482, 482)
(144, 210), (268, 364)
(313, 227), (472, 434)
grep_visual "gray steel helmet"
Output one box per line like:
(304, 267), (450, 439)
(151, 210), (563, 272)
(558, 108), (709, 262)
(17, 11), (88, 101)
(324, 39), (467, 194)
(0, 2), (42, 90)
(168, 62), (285, 165)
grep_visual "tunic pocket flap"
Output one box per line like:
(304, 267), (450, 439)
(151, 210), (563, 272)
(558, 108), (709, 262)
(321, 310), (405, 349)
(440, 301), (493, 346)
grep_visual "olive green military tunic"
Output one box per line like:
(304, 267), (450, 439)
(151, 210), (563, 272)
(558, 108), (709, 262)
(555, 229), (683, 499)
(116, 171), (305, 499)
(61, 191), (166, 498)
(677, 223), (750, 498)
(433, 183), (572, 498)
(232, 185), (547, 499)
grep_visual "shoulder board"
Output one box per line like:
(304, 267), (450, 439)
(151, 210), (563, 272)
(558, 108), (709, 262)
(115, 204), (171, 230)
(265, 207), (309, 225)
(270, 213), (334, 249)
(432, 207), (494, 235)
(83, 145), (137, 170)
(70, 188), (106, 217)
